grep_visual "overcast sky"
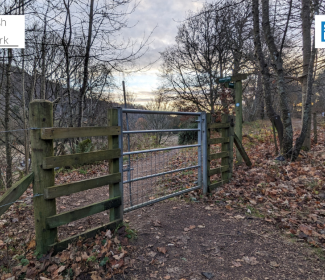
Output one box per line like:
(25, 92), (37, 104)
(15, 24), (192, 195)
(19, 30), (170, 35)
(114, 0), (209, 105)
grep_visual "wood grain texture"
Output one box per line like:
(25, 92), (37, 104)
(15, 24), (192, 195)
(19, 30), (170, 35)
(234, 133), (252, 167)
(208, 165), (229, 176)
(207, 123), (230, 129)
(208, 180), (224, 191)
(108, 109), (122, 221)
(42, 149), (120, 169)
(47, 197), (121, 228)
(49, 219), (122, 253)
(41, 126), (120, 139)
(209, 152), (229, 160)
(44, 173), (121, 199)
(29, 100), (57, 254)
(0, 172), (34, 216)
(208, 137), (229, 145)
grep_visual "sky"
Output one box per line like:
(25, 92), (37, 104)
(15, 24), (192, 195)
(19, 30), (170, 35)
(113, 0), (209, 105)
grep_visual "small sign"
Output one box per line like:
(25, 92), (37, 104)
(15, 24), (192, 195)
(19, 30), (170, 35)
(315, 15), (325, 48)
(0, 16), (25, 48)
(236, 103), (240, 107)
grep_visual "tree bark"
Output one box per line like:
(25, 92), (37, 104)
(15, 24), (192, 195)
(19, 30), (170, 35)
(252, 0), (284, 151)
(261, 0), (293, 156)
(5, 49), (13, 189)
(78, 0), (94, 127)
(301, 0), (312, 150)
(291, 0), (318, 160)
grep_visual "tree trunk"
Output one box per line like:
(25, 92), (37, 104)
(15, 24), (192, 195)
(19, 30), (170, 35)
(301, 0), (312, 150)
(78, 0), (94, 127)
(261, 0), (293, 156)
(5, 49), (13, 189)
(291, 0), (318, 160)
(252, 0), (284, 151)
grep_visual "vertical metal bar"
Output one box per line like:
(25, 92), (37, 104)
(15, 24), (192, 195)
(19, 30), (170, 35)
(122, 81), (133, 206)
(202, 112), (208, 194)
(117, 107), (124, 210)
(197, 114), (202, 189)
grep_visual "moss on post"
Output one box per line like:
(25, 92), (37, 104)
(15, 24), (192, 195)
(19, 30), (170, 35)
(108, 109), (122, 221)
(29, 100), (57, 254)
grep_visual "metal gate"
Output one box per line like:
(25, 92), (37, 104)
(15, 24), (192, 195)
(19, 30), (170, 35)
(118, 108), (207, 212)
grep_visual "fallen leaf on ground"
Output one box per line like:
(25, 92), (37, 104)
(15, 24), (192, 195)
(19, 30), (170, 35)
(242, 256), (259, 265)
(157, 247), (167, 254)
(270, 261), (279, 267)
(232, 261), (242, 267)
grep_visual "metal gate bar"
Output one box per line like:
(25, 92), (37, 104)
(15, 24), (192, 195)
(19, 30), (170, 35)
(123, 144), (200, 155)
(123, 165), (200, 184)
(124, 185), (201, 213)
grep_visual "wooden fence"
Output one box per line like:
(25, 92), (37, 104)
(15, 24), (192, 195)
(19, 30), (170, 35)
(29, 100), (122, 254)
(206, 113), (251, 193)
(206, 114), (234, 192)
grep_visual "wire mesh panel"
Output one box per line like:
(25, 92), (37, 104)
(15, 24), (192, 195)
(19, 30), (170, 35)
(120, 109), (205, 212)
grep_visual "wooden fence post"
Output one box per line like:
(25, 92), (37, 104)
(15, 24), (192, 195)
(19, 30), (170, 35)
(228, 116), (234, 179)
(108, 109), (123, 222)
(313, 112), (317, 144)
(206, 113), (211, 192)
(221, 114), (230, 181)
(235, 80), (243, 164)
(29, 100), (57, 254)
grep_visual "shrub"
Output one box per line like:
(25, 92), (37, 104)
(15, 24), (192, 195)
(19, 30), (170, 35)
(178, 123), (198, 145)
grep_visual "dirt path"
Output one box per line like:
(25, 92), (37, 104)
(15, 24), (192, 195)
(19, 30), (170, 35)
(123, 200), (325, 280)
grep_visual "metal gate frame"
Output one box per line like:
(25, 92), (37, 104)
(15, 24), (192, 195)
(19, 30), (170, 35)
(118, 108), (208, 212)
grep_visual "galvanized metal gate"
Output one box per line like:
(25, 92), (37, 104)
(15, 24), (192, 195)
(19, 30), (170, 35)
(118, 108), (207, 212)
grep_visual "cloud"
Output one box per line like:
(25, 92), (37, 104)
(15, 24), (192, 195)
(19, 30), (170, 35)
(116, 0), (207, 102)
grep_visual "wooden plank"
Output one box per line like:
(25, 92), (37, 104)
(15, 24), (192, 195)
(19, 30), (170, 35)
(29, 100), (57, 254)
(41, 126), (120, 140)
(206, 114), (211, 192)
(221, 115), (230, 181)
(235, 81), (243, 164)
(49, 219), (122, 254)
(208, 137), (229, 145)
(228, 117), (234, 179)
(108, 109), (123, 221)
(43, 149), (121, 169)
(209, 152), (229, 160)
(207, 123), (230, 129)
(208, 165), (229, 177)
(208, 180), (224, 192)
(231, 73), (248, 81)
(44, 173), (121, 199)
(47, 197), (121, 228)
(0, 172), (34, 216)
(234, 133), (252, 167)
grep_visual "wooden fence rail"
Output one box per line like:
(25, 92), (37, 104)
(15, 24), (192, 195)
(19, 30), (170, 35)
(0, 172), (34, 216)
(29, 100), (123, 254)
(206, 114), (234, 192)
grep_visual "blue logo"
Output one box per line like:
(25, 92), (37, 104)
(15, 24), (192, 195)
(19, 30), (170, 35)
(322, 22), (325, 42)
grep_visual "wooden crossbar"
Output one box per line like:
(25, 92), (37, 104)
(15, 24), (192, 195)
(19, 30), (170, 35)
(0, 172), (34, 216)
(209, 152), (229, 160)
(41, 126), (120, 139)
(44, 173), (121, 199)
(208, 137), (229, 145)
(42, 149), (120, 169)
(234, 133), (252, 167)
(49, 219), (122, 253)
(208, 123), (230, 129)
(208, 180), (224, 191)
(208, 165), (229, 177)
(46, 197), (121, 229)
